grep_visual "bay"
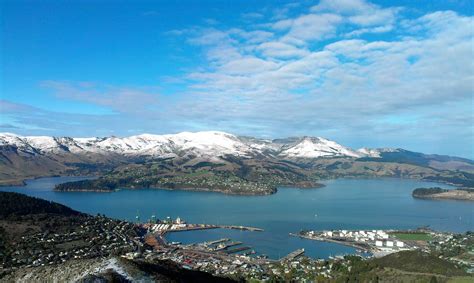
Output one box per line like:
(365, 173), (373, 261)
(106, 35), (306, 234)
(1, 177), (472, 259)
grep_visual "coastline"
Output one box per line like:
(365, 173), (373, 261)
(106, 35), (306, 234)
(413, 189), (474, 201)
(0, 174), (99, 187)
(3, 173), (466, 196)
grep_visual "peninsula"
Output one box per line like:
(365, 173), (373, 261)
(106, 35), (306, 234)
(412, 187), (474, 201)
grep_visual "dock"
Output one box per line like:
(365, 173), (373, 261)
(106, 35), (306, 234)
(150, 223), (264, 234)
(290, 233), (371, 252)
(215, 241), (243, 251)
(220, 225), (264, 232)
(205, 238), (229, 246)
(281, 248), (305, 261)
(225, 246), (251, 254)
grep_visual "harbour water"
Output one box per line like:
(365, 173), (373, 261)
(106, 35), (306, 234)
(1, 177), (472, 259)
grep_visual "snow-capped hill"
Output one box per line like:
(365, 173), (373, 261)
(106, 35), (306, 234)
(0, 131), (256, 158)
(357, 148), (381, 158)
(356, 147), (402, 158)
(278, 137), (361, 158)
(0, 133), (57, 154)
(0, 133), (22, 146)
(163, 131), (247, 155)
(0, 131), (380, 159)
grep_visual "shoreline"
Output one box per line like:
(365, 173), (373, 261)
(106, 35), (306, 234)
(2, 174), (465, 196)
(289, 233), (373, 253)
(0, 174), (99, 187)
(413, 190), (474, 202)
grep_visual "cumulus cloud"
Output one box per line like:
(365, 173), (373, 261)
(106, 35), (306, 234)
(311, 0), (400, 26)
(257, 41), (310, 58)
(277, 13), (343, 42)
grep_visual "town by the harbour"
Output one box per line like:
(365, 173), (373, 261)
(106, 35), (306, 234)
(7, 211), (473, 281)
(130, 215), (474, 280)
(1, 189), (473, 282)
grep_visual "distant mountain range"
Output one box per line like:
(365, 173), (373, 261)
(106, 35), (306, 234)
(1, 131), (473, 193)
(1, 131), (387, 159)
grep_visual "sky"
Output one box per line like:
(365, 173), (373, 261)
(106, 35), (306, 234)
(1, 0), (473, 158)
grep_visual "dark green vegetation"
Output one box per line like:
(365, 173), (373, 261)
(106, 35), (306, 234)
(374, 250), (466, 276)
(413, 187), (450, 196)
(390, 232), (432, 241)
(330, 251), (469, 282)
(0, 191), (81, 217)
(126, 259), (238, 283)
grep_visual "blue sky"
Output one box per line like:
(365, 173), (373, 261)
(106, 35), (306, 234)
(1, 0), (473, 158)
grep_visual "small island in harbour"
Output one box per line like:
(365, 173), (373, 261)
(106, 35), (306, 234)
(412, 187), (474, 201)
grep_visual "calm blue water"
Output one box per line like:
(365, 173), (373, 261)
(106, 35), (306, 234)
(1, 177), (472, 259)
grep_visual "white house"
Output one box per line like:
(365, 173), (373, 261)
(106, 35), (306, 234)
(396, 241), (405, 248)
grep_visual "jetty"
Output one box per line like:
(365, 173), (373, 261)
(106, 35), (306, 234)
(147, 223), (264, 234)
(205, 238), (230, 246)
(215, 241), (243, 251)
(281, 248), (305, 261)
(225, 246), (251, 254)
(290, 232), (372, 252)
(220, 225), (264, 232)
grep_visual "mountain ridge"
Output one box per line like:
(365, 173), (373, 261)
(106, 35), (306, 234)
(0, 131), (397, 159)
(1, 131), (473, 192)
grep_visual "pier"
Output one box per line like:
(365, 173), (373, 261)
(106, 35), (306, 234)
(215, 241), (243, 251)
(225, 246), (251, 254)
(205, 238), (230, 246)
(220, 225), (264, 232)
(146, 222), (264, 234)
(281, 248), (305, 261)
(290, 232), (371, 251)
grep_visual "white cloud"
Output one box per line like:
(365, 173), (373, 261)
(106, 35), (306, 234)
(311, 0), (400, 26)
(345, 24), (393, 37)
(218, 57), (280, 75)
(275, 13), (343, 42)
(256, 41), (309, 58)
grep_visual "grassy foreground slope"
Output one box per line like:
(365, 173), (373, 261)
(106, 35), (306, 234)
(332, 251), (470, 283)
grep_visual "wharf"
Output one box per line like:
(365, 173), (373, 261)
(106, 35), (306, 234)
(205, 238), (230, 246)
(215, 241), (243, 251)
(154, 224), (264, 233)
(225, 246), (251, 254)
(290, 233), (371, 251)
(281, 248), (305, 261)
(220, 225), (264, 232)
